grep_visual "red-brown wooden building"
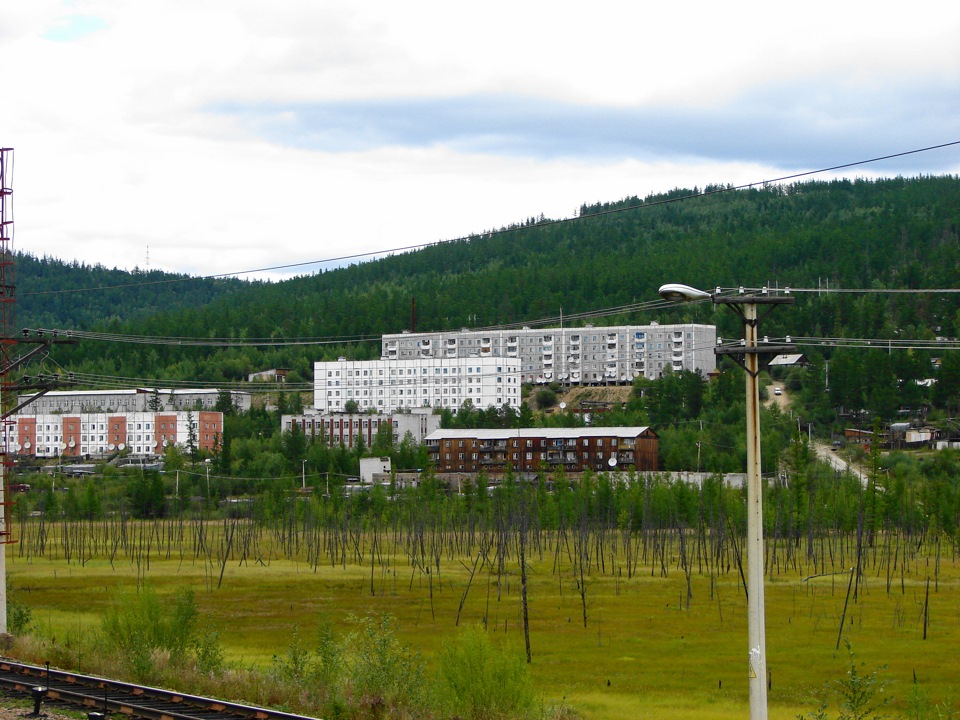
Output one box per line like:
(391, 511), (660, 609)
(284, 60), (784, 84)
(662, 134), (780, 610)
(425, 427), (658, 474)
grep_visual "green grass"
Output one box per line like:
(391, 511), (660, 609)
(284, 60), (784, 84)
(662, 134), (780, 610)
(8, 532), (960, 720)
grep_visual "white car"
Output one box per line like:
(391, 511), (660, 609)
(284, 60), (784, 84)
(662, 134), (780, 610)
(773, 387), (782, 396)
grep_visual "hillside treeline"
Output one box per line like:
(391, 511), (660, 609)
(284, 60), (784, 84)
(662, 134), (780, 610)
(16, 175), (960, 385)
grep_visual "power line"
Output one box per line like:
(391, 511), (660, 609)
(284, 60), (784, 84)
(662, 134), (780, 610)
(21, 295), (684, 347)
(41, 328), (383, 348)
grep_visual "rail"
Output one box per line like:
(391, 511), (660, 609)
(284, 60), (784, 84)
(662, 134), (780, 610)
(0, 659), (320, 720)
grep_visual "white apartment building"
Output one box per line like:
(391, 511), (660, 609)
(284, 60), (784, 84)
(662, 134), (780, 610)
(381, 323), (717, 383)
(314, 357), (521, 413)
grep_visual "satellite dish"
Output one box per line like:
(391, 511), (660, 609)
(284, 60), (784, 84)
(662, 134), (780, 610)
(608, 457), (618, 467)
(60, 442), (68, 450)
(118, 443), (126, 451)
(24, 441), (31, 449)
(68, 440), (76, 448)
(559, 402), (566, 411)
(108, 443), (115, 451)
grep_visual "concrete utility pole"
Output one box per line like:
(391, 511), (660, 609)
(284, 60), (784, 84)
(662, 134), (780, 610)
(659, 284), (794, 720)
(0, 149), (78, 633)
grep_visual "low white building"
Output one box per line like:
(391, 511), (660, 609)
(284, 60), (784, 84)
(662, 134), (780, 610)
(281, 410), (440, 448)
(313, 356), (521, 413)
(359, 456), (391, 484)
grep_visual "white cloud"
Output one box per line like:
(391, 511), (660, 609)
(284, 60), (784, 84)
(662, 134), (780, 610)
(2, 0), (959, 281)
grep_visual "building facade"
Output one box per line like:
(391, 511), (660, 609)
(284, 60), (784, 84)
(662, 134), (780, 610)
(15, 388), (251, 415)
(381, 323), (716, 384)
(425, 427), (659, 474)
(281, 410), (441, 449)
(313, 357), (521, 413)
(7, 410), (223, 459)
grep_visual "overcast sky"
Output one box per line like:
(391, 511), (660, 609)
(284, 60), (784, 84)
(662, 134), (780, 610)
(3, 1), (959, 281)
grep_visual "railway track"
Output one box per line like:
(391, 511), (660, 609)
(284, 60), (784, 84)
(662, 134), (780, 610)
(0, 659), (319, 720)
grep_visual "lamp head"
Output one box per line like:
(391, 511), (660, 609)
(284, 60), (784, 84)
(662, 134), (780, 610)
(658, 283), (712, 303)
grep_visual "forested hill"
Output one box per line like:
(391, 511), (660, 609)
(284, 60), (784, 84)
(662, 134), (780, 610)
(20, 175), (960, 385)
(16, 253), (248, 329)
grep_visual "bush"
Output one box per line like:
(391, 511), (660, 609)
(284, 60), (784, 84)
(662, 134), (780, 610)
(535, 388), (558, 410)
(342, 613), (424, 709)
(798, 641), (891, 720)
(437, 624), (536, 720)
(6, 580), (33, 635)
(271, 614), (422, 717)
(100, 586), (203, 680)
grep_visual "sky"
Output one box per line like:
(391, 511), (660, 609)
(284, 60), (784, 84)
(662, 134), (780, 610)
(2, 1), (960, 281)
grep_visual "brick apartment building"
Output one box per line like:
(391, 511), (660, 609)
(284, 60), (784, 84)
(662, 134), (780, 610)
(425, 427), (658, 474)
(9, 410), (223, 459)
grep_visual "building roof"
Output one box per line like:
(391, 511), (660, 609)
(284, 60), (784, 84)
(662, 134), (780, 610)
(426, 427), (655, 441)
(19, 387), (245, 398)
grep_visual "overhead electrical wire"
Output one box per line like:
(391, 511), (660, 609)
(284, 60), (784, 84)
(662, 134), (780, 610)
(40, 328), (383, 348)
(21, 295), (684, 347)
(24, 284), (960, 351)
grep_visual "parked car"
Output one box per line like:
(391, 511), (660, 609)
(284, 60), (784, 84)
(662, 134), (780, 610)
(774, 387), (782, 395)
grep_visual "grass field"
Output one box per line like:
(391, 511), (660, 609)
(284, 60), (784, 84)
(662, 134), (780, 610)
(8, 525), (960, 719)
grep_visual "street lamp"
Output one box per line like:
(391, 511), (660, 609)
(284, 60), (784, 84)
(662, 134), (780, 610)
(658, 283), (795, 720)
(302, 458), (307, 489)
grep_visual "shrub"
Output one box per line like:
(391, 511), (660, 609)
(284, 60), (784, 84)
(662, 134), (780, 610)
(342, 613), (424, 710)
(270, 625), (313, 685)
(535, 388), (558, 410)
(100, 586), (203, 680)
(437, 624), (536, 720)
(6, 580), (33, 635)
(798, 641), (892, 720)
